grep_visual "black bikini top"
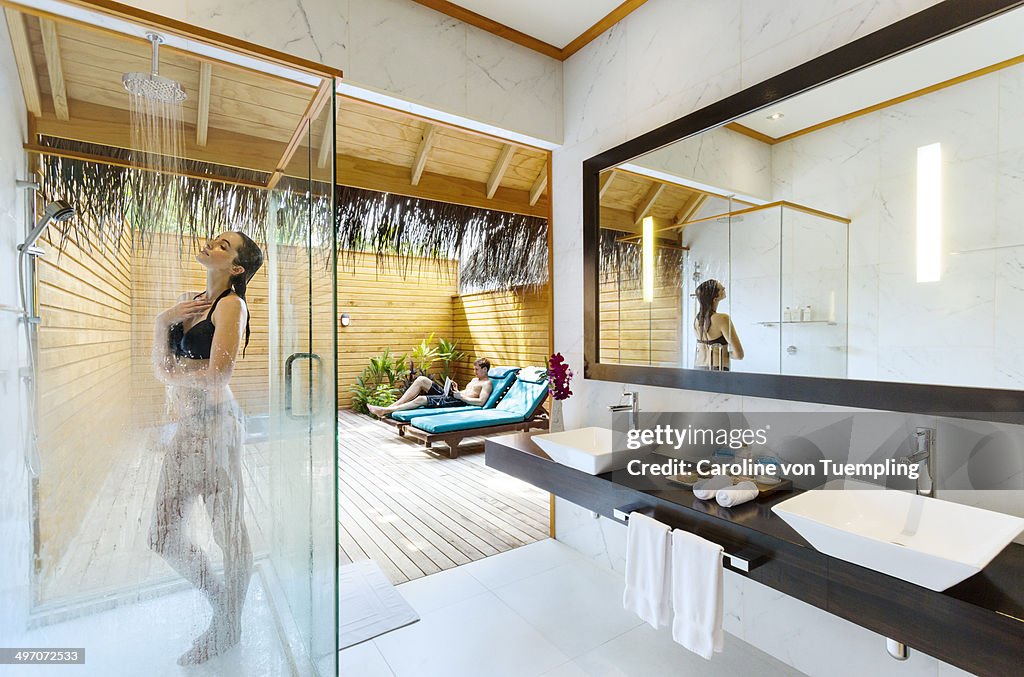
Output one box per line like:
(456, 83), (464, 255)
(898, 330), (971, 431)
(169, 289), (233, 360)
(697, 334), (729, 346)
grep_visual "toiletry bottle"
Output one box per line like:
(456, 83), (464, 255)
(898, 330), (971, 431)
(801, 305), (812, 321)
(783, 306), (792, 322)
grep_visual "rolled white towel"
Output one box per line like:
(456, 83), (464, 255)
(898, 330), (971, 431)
(716, 480), (759, 507)
(692, 475), (732, 500)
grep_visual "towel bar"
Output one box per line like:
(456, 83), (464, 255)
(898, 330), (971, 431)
(612, 505), (768, 573)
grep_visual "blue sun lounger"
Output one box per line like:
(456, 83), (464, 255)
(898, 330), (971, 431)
(383, 367), (519, 432)
(401, 372), (550, 458)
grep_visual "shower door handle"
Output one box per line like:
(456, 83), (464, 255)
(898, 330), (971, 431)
(285, 352), (322, 419)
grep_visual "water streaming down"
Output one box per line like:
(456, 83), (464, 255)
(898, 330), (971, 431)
(124, 34), (188, 240)
(123, 34), (255, 667)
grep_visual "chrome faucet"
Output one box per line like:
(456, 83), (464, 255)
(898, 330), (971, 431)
(608, 390), (639, 430)
(897, 427), (935, 497)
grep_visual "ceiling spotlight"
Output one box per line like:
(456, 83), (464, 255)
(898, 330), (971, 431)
(766, 112), (784, 121)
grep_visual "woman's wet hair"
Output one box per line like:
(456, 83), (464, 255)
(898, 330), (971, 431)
(229, 232), (263, 357)
(694, 279), (722, 339)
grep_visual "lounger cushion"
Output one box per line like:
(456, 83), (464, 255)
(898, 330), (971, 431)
(482, 370), (518, 408)
(413, 409), (525, 433)
(411, 378), (550, 434)
(390, 405), (481, 422)
(488, 366), (520, 379)
(495, 379), (549, 417)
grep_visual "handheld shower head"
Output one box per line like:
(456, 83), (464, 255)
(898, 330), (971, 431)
(18, 200), (75, 253)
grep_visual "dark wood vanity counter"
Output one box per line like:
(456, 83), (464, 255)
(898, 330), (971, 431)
(486, 432), (1024, 676)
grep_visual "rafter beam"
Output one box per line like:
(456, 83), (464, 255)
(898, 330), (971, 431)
(529, 167), (547, 206)
(599, 170), (617, 200)
(317, 96), (337, 169)
(4, 10), (41, 118)
(410, 123), (437, 186)
(486, 144), (515, 199)
(196, 61), (212, 146)
(39, 17), (69, 121)
(633, 183), (665, 223)
(674, 193), (707, 226)
(267, 77), (334, 190)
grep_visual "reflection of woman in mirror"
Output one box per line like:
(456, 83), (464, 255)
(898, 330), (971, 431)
(149, 231), (263, 665)
(694, 279), (744, 371)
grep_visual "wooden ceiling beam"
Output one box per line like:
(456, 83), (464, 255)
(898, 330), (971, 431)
(33, 98), (550, 219)
(410, 123), (437, 186)
(196, 61), (212, 146)
(599, 170), (617, 200)
(633, 183), (665, 223)
(317, 96), (337, 170)
(4, 9), (41, 117)
(674, 193), (707, 225)
(529, 166), (547, 206)
(267, 77), (334, 189)
(38, 17), (69, 121)
(486, 144), (515, 199)
(335, 153), (547, 217)
(34, 99), (283, 173)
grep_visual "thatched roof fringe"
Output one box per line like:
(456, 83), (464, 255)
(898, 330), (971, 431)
(599, 228), (684, 289)
(38, 139), (549, 292)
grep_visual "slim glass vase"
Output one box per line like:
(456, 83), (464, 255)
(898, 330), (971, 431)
(549, 398), (565, 433)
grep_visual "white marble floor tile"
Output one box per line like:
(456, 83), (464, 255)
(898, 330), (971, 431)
(490, 560), (643, 659)
(395, 564), (488, 616)
(338, 640), (395, 677)
(372, 590), (569, 677)
(461, 538), (588, 590)
(570, 622), (801, 677)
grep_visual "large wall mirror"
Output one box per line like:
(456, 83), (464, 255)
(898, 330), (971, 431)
(583, 0), (1024, 419)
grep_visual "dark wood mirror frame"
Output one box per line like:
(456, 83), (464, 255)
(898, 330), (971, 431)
(582, 0), (1024, 423)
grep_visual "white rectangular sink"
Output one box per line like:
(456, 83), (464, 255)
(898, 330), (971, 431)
(533, 427), (651, 475)
(772, 481), (1024, 591)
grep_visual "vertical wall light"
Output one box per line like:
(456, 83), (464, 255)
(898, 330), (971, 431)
(642, 215), (655, 302)
(916, 142), (942, 282)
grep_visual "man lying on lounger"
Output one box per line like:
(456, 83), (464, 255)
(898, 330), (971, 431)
(368, 358), (493, 418)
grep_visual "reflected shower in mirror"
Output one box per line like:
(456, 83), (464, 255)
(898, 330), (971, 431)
(596, 4), (1024, 389)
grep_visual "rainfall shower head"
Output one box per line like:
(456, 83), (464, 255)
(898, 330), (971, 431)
(122, 33), (186, 103)
(18, 200), (75, 253)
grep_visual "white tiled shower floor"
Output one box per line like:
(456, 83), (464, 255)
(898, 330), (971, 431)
(4, 575), (290, 677)
(343, 538), (801, 677)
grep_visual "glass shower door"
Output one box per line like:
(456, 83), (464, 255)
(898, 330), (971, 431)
(265, 84), (338, 676)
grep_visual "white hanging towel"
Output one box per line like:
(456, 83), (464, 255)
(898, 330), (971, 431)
(622, 511), (673, 629)
(670, 528), (725, 659)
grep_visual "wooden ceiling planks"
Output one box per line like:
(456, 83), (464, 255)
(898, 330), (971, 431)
(15, 7), (549, 215)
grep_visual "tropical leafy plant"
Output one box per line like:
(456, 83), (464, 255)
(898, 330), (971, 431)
(436, 337), (466, 381)
(351, 348), (407, 414)
(411, 333), (439, 379)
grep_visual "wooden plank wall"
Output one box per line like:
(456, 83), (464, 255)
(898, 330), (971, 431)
(451, 286), (551, 385)
(599, 276), (682, 367)
(336, 252), (458, 408)
(35, 228), (134, 577)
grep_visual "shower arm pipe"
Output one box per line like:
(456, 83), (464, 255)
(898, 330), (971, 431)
(149, 32), (161, 76)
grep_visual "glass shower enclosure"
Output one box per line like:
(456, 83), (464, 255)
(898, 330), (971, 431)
(1, 4), (338, 675)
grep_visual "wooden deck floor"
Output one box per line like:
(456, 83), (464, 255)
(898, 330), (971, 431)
(37, 410), (549, 602)
(337, 409), (550, 584)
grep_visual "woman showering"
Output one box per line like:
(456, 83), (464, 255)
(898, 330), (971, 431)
(149, 231), (263, 665)
(693, 279), (744, 371)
